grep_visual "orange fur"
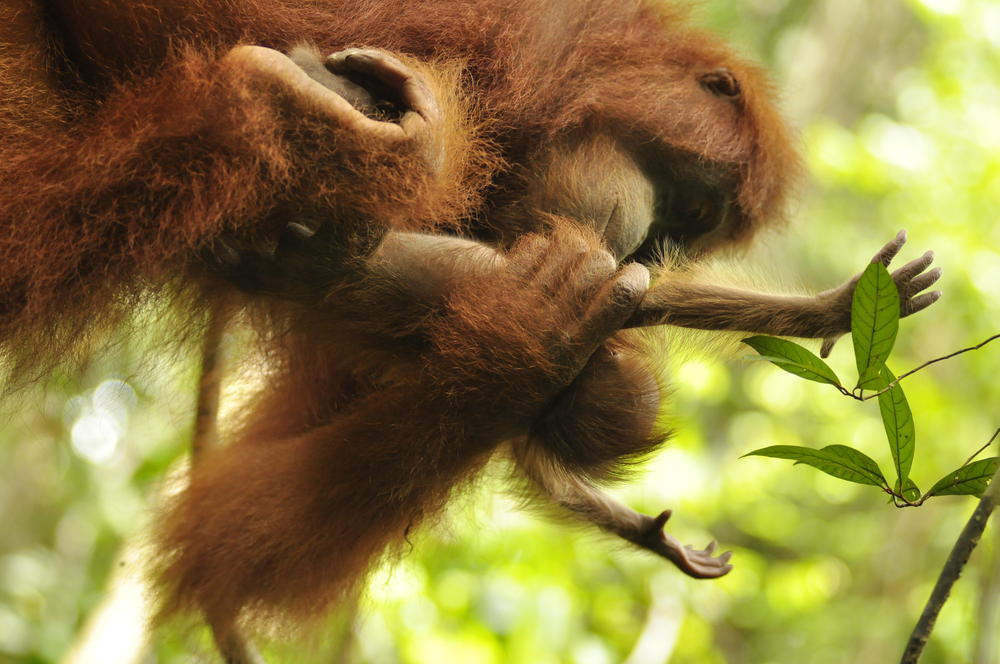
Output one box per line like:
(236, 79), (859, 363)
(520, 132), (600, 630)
(0, 0), (802, 635)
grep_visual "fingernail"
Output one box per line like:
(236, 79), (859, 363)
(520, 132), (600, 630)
(216, 241), (240, 266)
(286, 221), (316, 241)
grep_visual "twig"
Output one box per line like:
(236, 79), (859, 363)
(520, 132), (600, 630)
(973, 525), (1000, 664)
(211, 622), (267, 664)
(191, 307), (266, 664)
(962, 429), (1000, 469)
(885, 429), (1000, 509)
(192, 308), (225, 458)
(899, 463), (1000, 663)
(861, 333), (1000, 401)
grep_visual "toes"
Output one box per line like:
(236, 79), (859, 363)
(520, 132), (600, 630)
(326, 49), (438, 123)
(687, 553), (734, 578)
(872, 230), (907, 267)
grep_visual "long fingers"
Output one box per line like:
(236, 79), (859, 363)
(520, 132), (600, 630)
(287, 46), (377, 113)
(574, 262), (650, 348)
(507, 231), (602, 296)
(535, 234), (598, 295)
(872, 229), (907, 266)
(905, 266), (942, 295)
(904, 291), (942, 317)
(868, 231), (942, 320)
(506, 234), (550, 280)
(658, 532), (734, 579)
(505, 229), (649, 366)
(890, 248), (942, 318)
(892, 250), (934, 283)
(327, 49), (437, 118)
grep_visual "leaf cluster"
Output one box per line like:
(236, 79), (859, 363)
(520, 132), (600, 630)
(743, 263), (997, 505)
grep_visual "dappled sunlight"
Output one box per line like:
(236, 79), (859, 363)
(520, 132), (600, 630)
(67, 380), (137, 466)
(915, 0), (963, 16)
(1, 1), (997, 662)
(862, 116), (936, 174)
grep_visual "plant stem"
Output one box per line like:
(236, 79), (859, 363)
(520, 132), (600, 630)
(193, 307), (226, 457)
(192, 308), (266, 664)
(899, 464), (1000, 663)
(962, 429), (1000, 468)
(861, 333), (1000, 401)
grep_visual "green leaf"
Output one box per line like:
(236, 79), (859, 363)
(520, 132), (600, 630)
(745, 444), (888, 488)
(851, 263), (900, 390)
(876, 368), (915, 486)
(927, 458), (1000, 498)
(742, 336), (841, 386)
(894, 478), (921, 503)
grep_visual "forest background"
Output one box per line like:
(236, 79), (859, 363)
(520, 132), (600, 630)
(1, 0), (998, 662)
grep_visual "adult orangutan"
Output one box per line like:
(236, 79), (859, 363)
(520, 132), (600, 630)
(0, 0), (940, 647)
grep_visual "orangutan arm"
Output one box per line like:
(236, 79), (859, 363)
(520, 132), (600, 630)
(512, 442), (733, 578)
(625, 231), (941, 340)
(0, 28), (479, 371)
(157, 222), (650, 624)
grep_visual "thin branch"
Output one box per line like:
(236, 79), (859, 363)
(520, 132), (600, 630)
(899, 463), (1000, 664)
(212, 623), (267, 664)
(885, 430), (1000, 509)
(192, 308), (226, 459)
(861, 333), (1000, 401)
(973, 525), (1000, 664)
(191, 307), (266, 664)
(962, 429), (1000, 468)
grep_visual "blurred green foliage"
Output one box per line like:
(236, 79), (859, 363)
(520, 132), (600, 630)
(2, 0), (999, 662)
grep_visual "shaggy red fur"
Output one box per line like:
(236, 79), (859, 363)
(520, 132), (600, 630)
(1, 0), (800, 633)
